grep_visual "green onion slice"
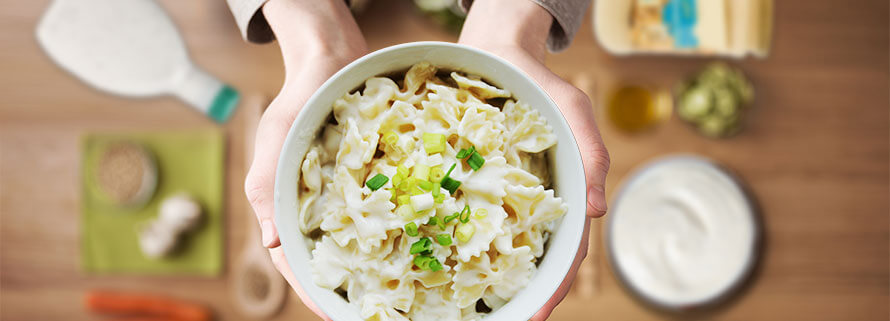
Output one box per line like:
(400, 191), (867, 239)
(410, 237), (432, 255)
(422, 133), (446, 155)
(429, 167), (445, 183)
(467, 152), (485, 171)
(459, 205), (471, 223)
(413, 255), (432, 270)
(412, 164), (430, 181)
(428, 259), (443, 272)
(435, 234), (452, 246)
(440, 163), (461, 195)
(444, 212), (460, 223)
(456, 146), (475, 159)
(456, 223), (475, 243)
(404, 222), (418, 237)
(365, 174), (389, 191)
(418, 180), (433, 191)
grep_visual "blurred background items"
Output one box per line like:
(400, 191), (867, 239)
(0, 0), (887, 320)
(594, 0), (773, 57)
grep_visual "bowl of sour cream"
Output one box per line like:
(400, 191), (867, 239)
(606, 155), (760, 310)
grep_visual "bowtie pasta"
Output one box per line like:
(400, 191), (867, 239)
(298, 62), (568, 321)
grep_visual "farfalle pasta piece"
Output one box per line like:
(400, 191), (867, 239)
(452, 195), (506, 262)
(458, 104), (506, 155)
(403, 62), (437, 97)
(359, 294), (410, 321)
(337, 119), (379, 170)
(298, 148), (324, 233)
(503, 100), (557, 153)
(509, 224), (548, 257)
(503, 184), (567, 233)
(408, 286), (462, 321)
(358, 77), (400, 120)
(489, 246), (535, 300)
(451, 251), (499, 308)
(451, 72), (511, 99)
(310, 235), (355, 289)
(452, 157), (510, 205)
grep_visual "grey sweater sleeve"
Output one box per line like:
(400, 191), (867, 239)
(226, 0), (363, 44)
(460, 0), (591, 52)
(226, 0), (274, 43)
(227, 0), (590, 49)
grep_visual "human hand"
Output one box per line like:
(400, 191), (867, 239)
(459, 0), (610, 319)
(243, 0), (366, 319)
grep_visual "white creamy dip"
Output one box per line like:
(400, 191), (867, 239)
(608, 156), (757, 308)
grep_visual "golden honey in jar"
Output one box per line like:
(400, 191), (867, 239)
(607, 85), (671, 133)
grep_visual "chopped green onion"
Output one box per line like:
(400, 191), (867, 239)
(456, 223), (475, 243)
(467, 152), (485, 171)
(397, 195), (411, 206)
(412, 164), (430, 181)
(401, 177), (417, 192)
(474, 208), (488, 219)
(428, 259), (443, 272)
(397, 165), (410, 177)
(440, 178), (460, 195)
(435, 234), (452, 246)
(382, 131), (399, 146)
(440, 164), (461, 195)
(392, 173), (404, 189)
(404, 222), (418, 237)
(433, 193), (445, 204)
(426, 216), (438, 226)
(431, 183), (441, 197)
(444, 212), (460, 223)
(418, 180), (433, 191)
(413, 255), (432, 269)
(365, 174), (389, 191)
(411, 194), (435, 212)
(396, 204), (415, 220)
(422, 133), (446, 154)
(410, 188), (424, 196)
(456, 146), (475, 159)
(413, 255), (438, 270)
(410, 237), (432, 255)
(459, 205), (471, 223)
(436, 215), (446, 230)
(429, 166), (444, 183)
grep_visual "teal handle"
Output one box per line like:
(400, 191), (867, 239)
(207, 85), (240, 123)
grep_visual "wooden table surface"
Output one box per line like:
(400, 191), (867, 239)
(1, 0), (887, 320)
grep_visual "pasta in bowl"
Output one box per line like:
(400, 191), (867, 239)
(275, 42), (586, 321)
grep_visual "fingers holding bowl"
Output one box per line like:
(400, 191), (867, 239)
(542, 81), (611, 218)
(269, 247), (332, 321)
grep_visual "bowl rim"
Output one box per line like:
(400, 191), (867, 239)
(273, 41), (586, 320)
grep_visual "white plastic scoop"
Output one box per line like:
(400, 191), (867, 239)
(36, 0), (238, 123)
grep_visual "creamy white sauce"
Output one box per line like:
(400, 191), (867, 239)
(609, 157), (756, 307)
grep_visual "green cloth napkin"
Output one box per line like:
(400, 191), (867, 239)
(82, 130), (224, 276)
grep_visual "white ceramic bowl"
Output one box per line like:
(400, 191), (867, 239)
(274, 41), (587, 321)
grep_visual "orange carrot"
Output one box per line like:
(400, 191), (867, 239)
(85, 290), (211, 321)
